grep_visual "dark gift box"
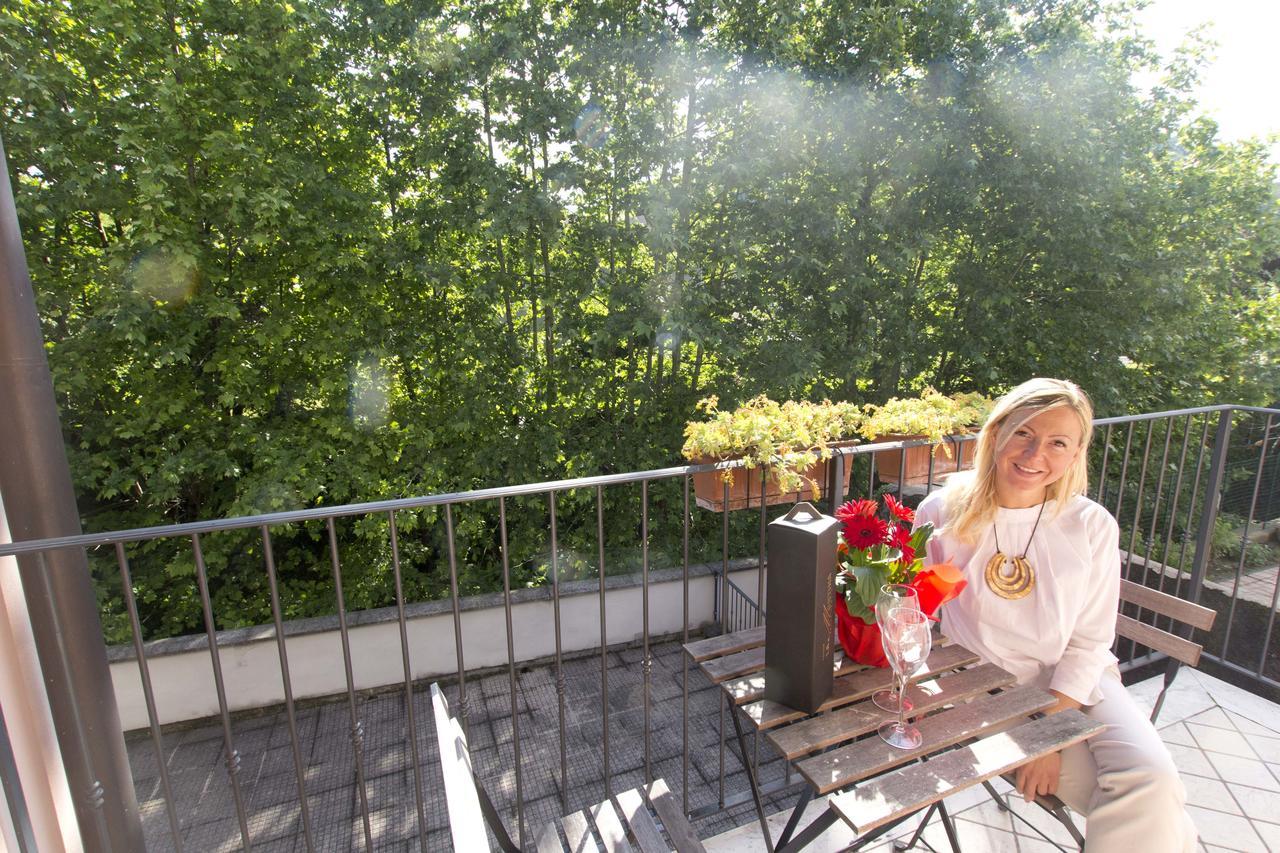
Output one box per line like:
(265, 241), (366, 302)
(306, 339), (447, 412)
(764, 502), (839, 714)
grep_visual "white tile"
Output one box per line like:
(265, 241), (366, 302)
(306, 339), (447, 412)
(1014, 837), (1072, 852)
(1252, 820), (1280, 850)
(1188, 706), (1236, 731)
(1227, 711), (1280, 738)
(1227, 783), (1280, 824)
(1002, 795), (1084, 848)
(1129, 672), (1216, 725)
(1188, 805), (1269, 851)
(946, 799), (1012, 830)
(1188, 722), (1257, 759)
(1166, 742), (1223, 778)
(1181, 774), (1242, 814)
(1206, 752), (1280, 790)
(935, 782), (1000, 815)
(1162, 721), (1198, 748)
(917, 816), (1021, 852)
(1243, 733), (1280, 764)
(1191, 670), (1280, 731)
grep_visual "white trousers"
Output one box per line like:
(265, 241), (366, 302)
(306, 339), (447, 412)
(1054, 670), (1197, 853)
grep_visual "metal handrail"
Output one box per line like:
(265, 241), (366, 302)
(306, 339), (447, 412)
(5, 403), (1274, 558)
(4, 401), (1277, 850)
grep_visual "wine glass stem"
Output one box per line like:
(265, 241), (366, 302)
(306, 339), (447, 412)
(895, 671), (909, 731)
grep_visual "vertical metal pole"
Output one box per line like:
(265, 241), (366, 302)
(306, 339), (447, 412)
(260, 528), (314, 853)
(641, 481), (652, 784)
(190, 535), (252, 849)
(1187, 410), (1234, 606)
(597, 486), (611, 796)
(1174, 417), (1213, 601)
(325, 519), (374, 852)
(681, 476), (691, 816)
(720, 479), (729, 633)
(386, 514), (426, 853)
(497, 498), (525, 845)
(0, 132), (143, 850)
(757, 475), (766, 625)
(116, 544), (184, 852)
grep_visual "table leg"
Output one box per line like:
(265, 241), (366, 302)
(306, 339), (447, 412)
(728, 700), (775, 851)
(891, 802), (938, 852)
(775, 786), (813, 849)
(776, 808), (837, 853)
(937, 800), (962, 853)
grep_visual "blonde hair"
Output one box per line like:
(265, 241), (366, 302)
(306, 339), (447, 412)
(943, 378), (1094, 543)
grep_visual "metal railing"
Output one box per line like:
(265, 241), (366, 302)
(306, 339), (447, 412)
(0, 404), (1277, 849)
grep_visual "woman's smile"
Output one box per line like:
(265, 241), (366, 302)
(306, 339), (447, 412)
(995, 407), (1084, 507)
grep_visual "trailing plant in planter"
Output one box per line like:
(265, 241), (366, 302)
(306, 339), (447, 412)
(681, 395), (862, 509)
(859, 388), (994, 448)
(859, 389), (994, 486)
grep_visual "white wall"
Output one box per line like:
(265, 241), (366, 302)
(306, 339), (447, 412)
(109, 566), (760, 731)
(0, 493), (79, 851)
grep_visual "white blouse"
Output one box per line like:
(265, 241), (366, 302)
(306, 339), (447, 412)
(914, 491), (1121, 706)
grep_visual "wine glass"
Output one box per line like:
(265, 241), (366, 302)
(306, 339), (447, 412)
(871, 584), (921, 711)
(878, 607), (933, 749)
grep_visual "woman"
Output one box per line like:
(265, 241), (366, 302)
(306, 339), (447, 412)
(915, 378), (1196, 852)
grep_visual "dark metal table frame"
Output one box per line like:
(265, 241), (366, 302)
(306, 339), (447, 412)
(684, 628), (1101, 853)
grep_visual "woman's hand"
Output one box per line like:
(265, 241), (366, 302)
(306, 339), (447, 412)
(1012, 689), (1078, 800)
(1014, 751), (1061, 801)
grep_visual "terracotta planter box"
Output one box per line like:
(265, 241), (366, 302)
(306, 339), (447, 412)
(690, 442), (857, 512)
(871, 432), (977, 487)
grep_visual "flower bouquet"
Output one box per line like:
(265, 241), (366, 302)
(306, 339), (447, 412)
(834, 495), (966, 666)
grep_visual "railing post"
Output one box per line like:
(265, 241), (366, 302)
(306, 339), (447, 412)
(1186, 409), (1234, 606)
(0, 133), (143, 849)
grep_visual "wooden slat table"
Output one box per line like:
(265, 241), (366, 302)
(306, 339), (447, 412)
(684, 628), (1103, 852)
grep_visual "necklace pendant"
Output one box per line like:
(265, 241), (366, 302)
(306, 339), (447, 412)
(985, 550), (1034, 600)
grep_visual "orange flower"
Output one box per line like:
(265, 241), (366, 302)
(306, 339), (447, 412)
(910, 562), (967, 616)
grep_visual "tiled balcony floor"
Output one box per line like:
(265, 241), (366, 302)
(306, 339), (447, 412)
(128, 639), (1280, 852)
(705, 667), (1280, 853)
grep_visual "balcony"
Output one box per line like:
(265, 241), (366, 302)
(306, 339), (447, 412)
(2, 406), (1278, 851)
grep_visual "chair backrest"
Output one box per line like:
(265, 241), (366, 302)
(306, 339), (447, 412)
(431, 682), (493, 852)
(1115, 578), (1216, 668)
(432, 683), (524, 852)
(539, 779), (706, 853)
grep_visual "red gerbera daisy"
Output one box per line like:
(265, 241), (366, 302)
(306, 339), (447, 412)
(835, 498), (878, 523)
(843, 514), (889, 550)
(884, 493), (915, 524)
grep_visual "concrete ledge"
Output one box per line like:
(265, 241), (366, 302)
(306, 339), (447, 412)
(108, 560), (762, 730)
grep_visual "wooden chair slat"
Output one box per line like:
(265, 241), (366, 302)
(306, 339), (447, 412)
(613, 788), (668, 853)
(1116, 613), (1202, 666)
(536, 821), (568, 853)
(590, 798), (634, 853)
(796, 684), (1056, 795)
(721, 672), (766, 705)
(562, 809), (595, 853)
(828, 710), (1103, 835)
(430, 683), (493, 853)
(699, 646), (765, 684)
(767, 663), (1016, 759)
(644, 779), (705, 853)
(740, 642), (980, 718)
(682, 626), (765, 662)
(1119, 578), (1216, 631)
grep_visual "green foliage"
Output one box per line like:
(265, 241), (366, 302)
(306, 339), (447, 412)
(859, 389), (993, 444)
(2, 0), (1278, 641)
(681, 395), (862, 493)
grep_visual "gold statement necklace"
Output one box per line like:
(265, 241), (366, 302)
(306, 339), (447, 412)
(984, 500), (1047, 600)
